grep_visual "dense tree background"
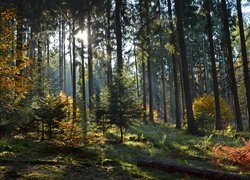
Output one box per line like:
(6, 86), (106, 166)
(0, 0), (250, 178)
(0, 0), (250, 140)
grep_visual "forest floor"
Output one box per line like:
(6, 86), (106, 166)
(0, 122), (249, 179)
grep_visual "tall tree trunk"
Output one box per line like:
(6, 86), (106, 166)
(16, 0), (23, 69)
(139, 0), (147, 122)
(88, 2), (94, 111)
(134, 40), (140, 98)
(157, 0), (167, 122)
(80, 42), (87, 140)
(46, 34), (50, 94)
(168, 0), (181, 128)
(72, 20), (77, 121)
(146, 0), (154, 122)
(106, 0), (113, 86)
(237, 0), (250, 130)
(59, 19), (63, 91)
(175, 0), (197, 134)
(62, 20), (66, 92)
(37, 33), (43, 96)
(205, 0), (222, 130)
(221, 0), (243, 131)
(115, 0), (123, 76)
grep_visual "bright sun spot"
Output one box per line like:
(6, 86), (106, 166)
(75, 30), (88, 45)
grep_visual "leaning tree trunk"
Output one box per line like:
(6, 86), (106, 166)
(221, 0), (243, 131)
(237, 0), (250, 130)
(175, 0), (197, 134)
(205, 0), (222, 130)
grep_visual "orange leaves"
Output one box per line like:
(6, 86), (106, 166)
(0, 7), (33, 98)
(212, 141), (250, 171)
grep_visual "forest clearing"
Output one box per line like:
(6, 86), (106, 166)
(1, 0), (250, 179)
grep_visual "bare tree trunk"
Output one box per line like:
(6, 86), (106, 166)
(72, 20), (77, 121)
(59, 19), (63, 91)
(175, 0), (196, 134)
(166, 0), (182, 128)
(146, 0), (154, 122)
(134, 40), (140, 98)
(88, 2), (94, 111)
(221, 0), (243, 131)
(106, 0), (113, 86)
(16, 0), (23, 69)
(62, 20), (66, 92)
(139, 0), (147, 122)
(115, 0), (123, 76)
(237, 0), (250, 130)
(205, 0), (222, 130)
(158, 0), (167, 123)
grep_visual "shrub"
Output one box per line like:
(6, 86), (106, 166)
(193, 94), (234, 129)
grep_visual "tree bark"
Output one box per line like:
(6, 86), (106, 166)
(139, 0), (147, 122)
(146, 0), (154, 122)
(166, 0), (182, 127)
(221, 0), (243, 131)
(88, 2), (94, 111)
(175, 0), (196, 133)
(106, 0), (113, 86)
(72, 20), (77, 121)
(134, 40), (140, 98)
(115, 0), (123, 76)
(80, 42), (87, 140)
(157, 0), (167, 123)
(16, 0), (23, 69)
(237, 0), (250, 130)
(205, 0), (222, 130)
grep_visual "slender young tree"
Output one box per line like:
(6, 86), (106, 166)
(236, 0), (250, 130)
(205, 0), (222, 130)
(175, 0), (197, 134)
(221, 0), (243, 131)
(168, 0), (181, 129)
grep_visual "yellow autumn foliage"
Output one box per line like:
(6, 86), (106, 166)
(0, 8), (32, 99)
(193, 94), (234, 126)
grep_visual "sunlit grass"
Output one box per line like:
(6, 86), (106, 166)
(0, 120), (249, 179)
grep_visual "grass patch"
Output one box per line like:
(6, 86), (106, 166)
(0, 121), (249, 179)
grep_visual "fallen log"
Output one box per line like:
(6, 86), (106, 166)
(0, 158), (59, 165)
(137, 160), (249, 180)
